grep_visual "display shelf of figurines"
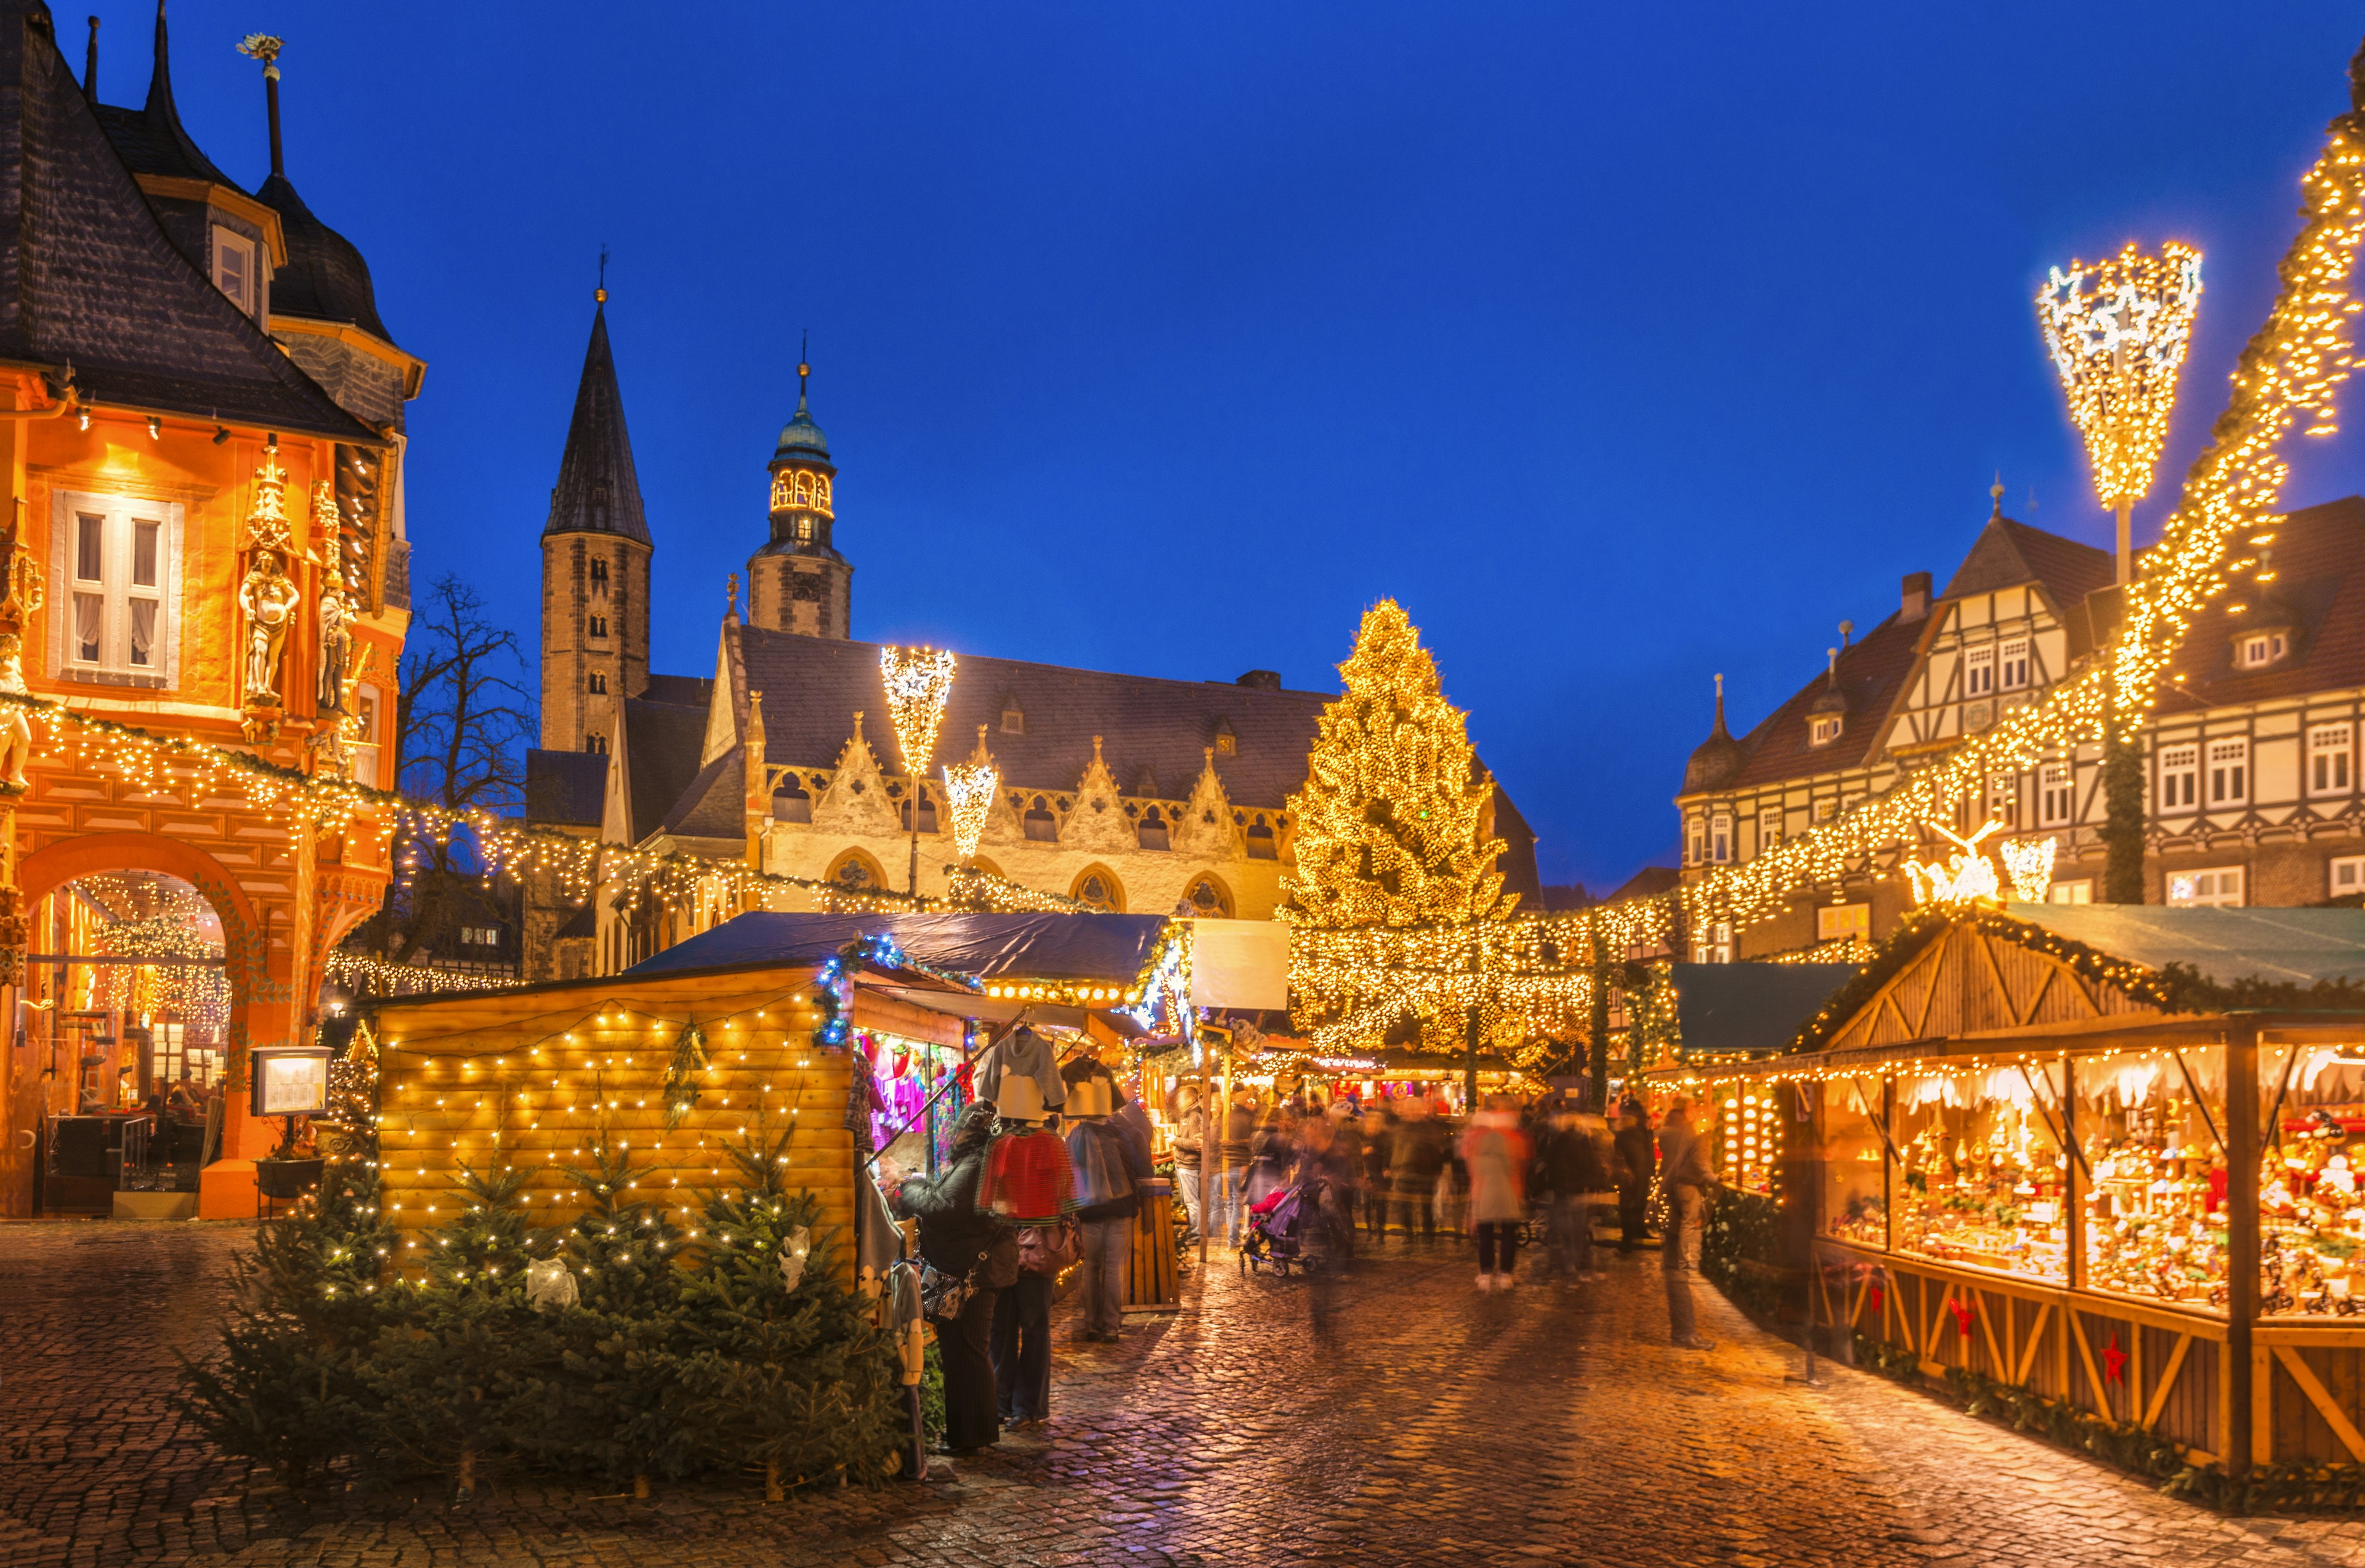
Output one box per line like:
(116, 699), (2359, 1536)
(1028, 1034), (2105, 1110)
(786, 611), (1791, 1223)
(1784, 1016), (2365, 1473)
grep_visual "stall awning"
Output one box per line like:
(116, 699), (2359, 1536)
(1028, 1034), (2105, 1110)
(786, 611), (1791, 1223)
(2006, 903), (2365, 988)
(1670, 961), (1860, 1057)
(622, 911), (1170, 984)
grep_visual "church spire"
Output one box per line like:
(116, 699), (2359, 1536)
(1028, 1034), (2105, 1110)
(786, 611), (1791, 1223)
(135, 1), (236, 187)
(542, 290), (650, 543)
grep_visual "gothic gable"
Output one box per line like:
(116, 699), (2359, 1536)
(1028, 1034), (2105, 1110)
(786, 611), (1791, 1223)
(812, 711), (900, 838)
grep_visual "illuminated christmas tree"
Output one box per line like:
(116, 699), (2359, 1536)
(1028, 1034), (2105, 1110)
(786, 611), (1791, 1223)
(1285, 600), (1513, 933)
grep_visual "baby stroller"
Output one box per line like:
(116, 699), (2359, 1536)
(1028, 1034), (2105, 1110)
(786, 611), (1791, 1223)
(1240, 1176), (1348, 1276)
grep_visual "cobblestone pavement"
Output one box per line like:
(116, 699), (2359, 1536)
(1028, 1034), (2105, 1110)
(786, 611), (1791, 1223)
(11, 1220), (2365, 1567)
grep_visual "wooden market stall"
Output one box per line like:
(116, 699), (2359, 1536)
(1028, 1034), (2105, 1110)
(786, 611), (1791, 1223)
(1680, 904), (2365, 1477)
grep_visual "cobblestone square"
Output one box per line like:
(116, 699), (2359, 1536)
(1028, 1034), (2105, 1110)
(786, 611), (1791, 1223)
(8, 1221), (2365, 1567)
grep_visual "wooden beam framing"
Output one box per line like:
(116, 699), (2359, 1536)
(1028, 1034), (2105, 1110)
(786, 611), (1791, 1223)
(2273, 1345), (2365, 1463)
(2016, 1301), (2053, 1385)
(2143, 1333), (2193, 1431)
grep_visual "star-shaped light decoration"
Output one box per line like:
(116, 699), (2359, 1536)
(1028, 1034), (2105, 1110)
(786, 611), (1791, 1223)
(2101, 1331), (2128, 1385)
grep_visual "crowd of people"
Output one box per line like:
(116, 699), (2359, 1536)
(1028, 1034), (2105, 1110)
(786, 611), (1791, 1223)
(1167, 1083), (1720, 1345)
(892, 1028), (1723, 1459)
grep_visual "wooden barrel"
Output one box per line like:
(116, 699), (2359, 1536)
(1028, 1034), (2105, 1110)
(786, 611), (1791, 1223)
(1125, 1178), (1181, 1312)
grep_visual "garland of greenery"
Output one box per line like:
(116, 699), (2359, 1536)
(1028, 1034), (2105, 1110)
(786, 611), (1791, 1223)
(1784, 906), (2365, 1058)
(1699, 1187), (1784, 1322)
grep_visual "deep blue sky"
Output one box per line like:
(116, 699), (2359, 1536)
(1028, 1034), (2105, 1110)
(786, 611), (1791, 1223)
(117, 2), (2365, 892)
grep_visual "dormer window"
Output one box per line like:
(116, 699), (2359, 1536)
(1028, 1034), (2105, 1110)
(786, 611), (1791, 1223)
(1214, 718), (1237, 755)
(2237, 632), (2288, 670)
(1809, 714), (1843, 746)
(211, 225), (261, 319)
(1001, 701), (1025, 735)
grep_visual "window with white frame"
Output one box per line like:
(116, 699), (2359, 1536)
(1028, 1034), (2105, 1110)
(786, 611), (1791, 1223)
(1964, 645), (1995, 697)
(2039, 761), (2076, 827)
(1692, 921), (1732, 964)
(1710, 812), (1732, 864)
(2167, 867), (2245, 908)
(2207, 737), (2249, 807)
(2158, 745), (2198, 812)
(2310, 723), (2354, 797)
(1809, 714), (1842, 746)
(54, 491), (179, 686)
(211, 225), (259, 318)
(2331, 855), (2365, 898)
(1986, 772), (2018, 828)
(1758, 808), (1782, 849)
(2048, 879), (2093, 905)
(1813, 797), (1837, 824)
(2000, 638), (2030, 690)
(2236, 632), (2289, 670)
(350, 685), (384, 790)
(1687, 815), (1704, 867)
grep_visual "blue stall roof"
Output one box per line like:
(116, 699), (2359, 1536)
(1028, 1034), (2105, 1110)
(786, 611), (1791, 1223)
(622, 910), (1171, 985)
(1670, 961), (1861, 1057)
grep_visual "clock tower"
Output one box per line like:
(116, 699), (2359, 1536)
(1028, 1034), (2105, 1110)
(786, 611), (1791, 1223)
(745, 355), (852, 639)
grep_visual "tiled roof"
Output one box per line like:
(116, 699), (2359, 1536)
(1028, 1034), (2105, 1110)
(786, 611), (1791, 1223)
(1941, 515), (2112, 607)
(738, 626), (1331, 810)
(1606, 866), (1680, 902)
(524, 749), (606, 828)
(2157, 495), (2365, 712)
(1712, 609), (1927, 793)
(0, 6), (373, 440)
(623, 695), (708, 843)
(639, 673), (713, 708)
(657, 747), (744, 843)
(255, 172), (396, 345)
(541, 304), (649, 543)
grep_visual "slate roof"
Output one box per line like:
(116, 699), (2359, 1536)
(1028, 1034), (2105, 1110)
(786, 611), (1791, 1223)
(639, 673), (714, 708)
(0, 3), (373, 440)
(1941, 514), (2112, 607)
(542, 303), (649, 542)
(1707, 610), (1926, 794)
(254, 171), (396, 344)
(740, 626), (1331, 810)
(89, 3), (231, 185)
(523, 748), (607, 828)
(2156, 495), (2365, 714)
(623, 693), (708, 844)
(657, 747), (743, 843)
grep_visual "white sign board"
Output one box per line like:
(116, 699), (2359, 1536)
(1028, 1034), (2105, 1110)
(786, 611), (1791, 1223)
(256, 1051), (328, 1115)
(1186, 918), (1289, 1011)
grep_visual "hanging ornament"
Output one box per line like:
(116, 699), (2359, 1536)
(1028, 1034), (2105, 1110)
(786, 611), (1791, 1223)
(2102, 1331), (2127, 1385)
(1947, 1298), (1973, 1338)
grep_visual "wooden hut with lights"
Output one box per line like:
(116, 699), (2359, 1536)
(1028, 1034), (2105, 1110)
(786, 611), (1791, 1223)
(1682, 902), (2365, 1486)
(371, 911), (1212, 1277)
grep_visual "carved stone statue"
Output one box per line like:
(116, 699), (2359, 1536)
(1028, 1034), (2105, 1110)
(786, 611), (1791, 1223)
(0, 632), (33, 793)
(0, 501), (43, 631)
(239, 549), (299, 706)
(317, 588), (353, 715)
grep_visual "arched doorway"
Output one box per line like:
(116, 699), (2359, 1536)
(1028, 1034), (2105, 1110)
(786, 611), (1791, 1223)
(19, 868), (232, 1211)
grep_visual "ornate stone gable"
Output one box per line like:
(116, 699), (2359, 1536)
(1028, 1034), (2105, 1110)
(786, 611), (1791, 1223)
(1173, 747), (1237, 858)
(812, 710), (900, 837)
(1063, 735), (1136, 855)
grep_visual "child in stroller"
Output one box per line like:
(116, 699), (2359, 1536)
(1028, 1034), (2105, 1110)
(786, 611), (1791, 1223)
(1239, 1174), (1350, 1276)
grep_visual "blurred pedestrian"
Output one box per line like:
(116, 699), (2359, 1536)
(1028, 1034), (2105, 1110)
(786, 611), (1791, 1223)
(1658, 1096), (1716, 1349)
(1389, 1099), (1448, 1240)
(1614, 1105), (1655, 1253)
(1243, 1107), (1294, 1210)
(895, 1102), (1013, 1456)
(1065, 1078), (1152, 1344)
(1221, 1088), (1259, 1245)
(1170, 1083), (1207, 1243)
(1535, 1109), (1610, 1281)
(1362, 1101), (1396, 1231)
(1461, 1094), (1531, 1291)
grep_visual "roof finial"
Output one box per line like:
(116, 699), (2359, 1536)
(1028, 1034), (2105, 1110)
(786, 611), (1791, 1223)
(595, 244), (608, 305)
(797, 330), (810, 414)
(1990, 470), (2005, 520)
(1827, 647), (1840, 681)
(1712, 671), (1728, 735)
(83, 15), (99, 104)
(1838, 618), (1854, 649)
(726, 571), (739, 620)
(235, 33), (283, 180)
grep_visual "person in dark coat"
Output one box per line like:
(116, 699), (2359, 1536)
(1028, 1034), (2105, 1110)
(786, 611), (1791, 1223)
(1613, 1105), (1656, 1253)
(1535, 1110), (1611, 1280)
(895, 1102), (1008, 1455)
(1388, 1104), (1449, 1239)
(1361, 1104), (1396, 1231)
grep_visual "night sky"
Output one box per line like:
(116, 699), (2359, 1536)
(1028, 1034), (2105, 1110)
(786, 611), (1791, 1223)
(111, 2), (2365, 893)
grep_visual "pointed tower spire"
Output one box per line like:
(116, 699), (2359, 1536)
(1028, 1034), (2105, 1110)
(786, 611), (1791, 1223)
(135, 2), (235, 186)
(84, 15), (99, 105)
(798, 330), (810, 414)
(542, 298), (650, 543)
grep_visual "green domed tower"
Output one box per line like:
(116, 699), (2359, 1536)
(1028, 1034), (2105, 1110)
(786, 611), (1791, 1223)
(746, 354), (852, 639)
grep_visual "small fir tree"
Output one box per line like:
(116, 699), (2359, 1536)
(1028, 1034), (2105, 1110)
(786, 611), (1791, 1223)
(176, 1121), (402, 1487)
(677, 1127), (905, 1495)
(1284, 599), (1513, 932)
